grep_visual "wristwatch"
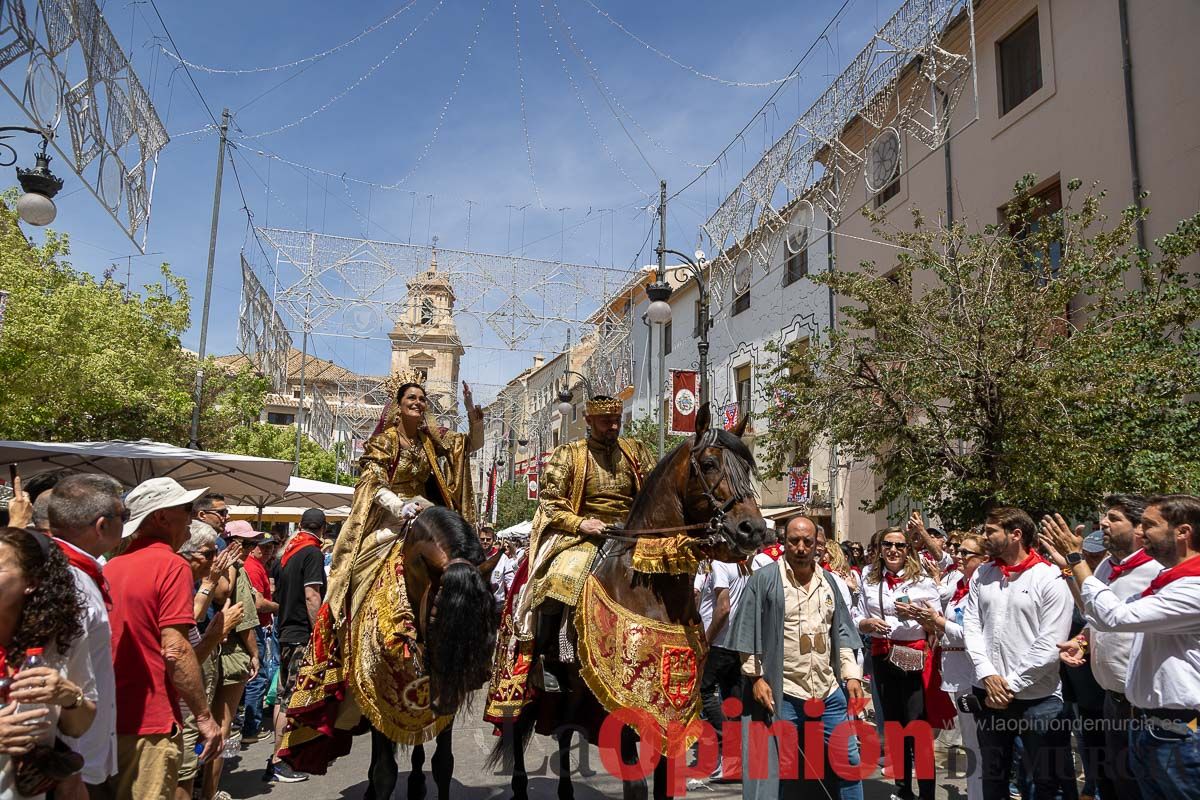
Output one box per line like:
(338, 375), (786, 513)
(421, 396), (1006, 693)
(63, 686), (84, 710)
(1066, 552), (1084, 565)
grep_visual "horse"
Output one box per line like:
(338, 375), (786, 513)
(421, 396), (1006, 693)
(358, 505), (502, 800)
(491, 405), (767, 800)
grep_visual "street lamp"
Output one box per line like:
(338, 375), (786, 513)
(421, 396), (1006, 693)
(555, 370), (595, 418)
(648, 246), (711, 406)
(1, 129), (64, 226)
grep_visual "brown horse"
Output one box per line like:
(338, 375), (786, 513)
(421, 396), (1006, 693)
(492, 406), (767, 800)
(358, 506), (502, 800)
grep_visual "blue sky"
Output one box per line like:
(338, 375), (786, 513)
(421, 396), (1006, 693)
(3, 0), (899, 403)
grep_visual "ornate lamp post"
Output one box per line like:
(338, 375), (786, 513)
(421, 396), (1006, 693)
(0, 129), (64, 227)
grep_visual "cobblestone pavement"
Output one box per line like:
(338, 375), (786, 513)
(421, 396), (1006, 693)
(220, 695), (971, 799)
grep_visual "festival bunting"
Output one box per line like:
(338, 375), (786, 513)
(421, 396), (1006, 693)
(787, 468), (811, 504)
(670, 370), (699, 434)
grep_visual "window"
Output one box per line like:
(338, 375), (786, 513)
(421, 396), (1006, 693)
(787, 338), (811, 380)
(735, 364), (752, 420)
(292, 388), (301, 398)
(998, 14), (1042, 115)
(664, 321), (672, 355)
(873, 179), (900, 208)
(420, 298), (436, 325)
(732, 290), (750, 316)
(267, 411), (295, 425)
(1006, 179), (1063, 277)
(415, 367), (428, 382)
(783, 234), (809, 286)
(693, 299), (703, 337)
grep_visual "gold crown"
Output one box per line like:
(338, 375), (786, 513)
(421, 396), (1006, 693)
(383, 369), (426, 400)
(586, 397), (624, 416)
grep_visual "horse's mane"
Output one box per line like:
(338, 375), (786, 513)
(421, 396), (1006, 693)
(413, 505), (485, 562)
(626, 428), (757, 524)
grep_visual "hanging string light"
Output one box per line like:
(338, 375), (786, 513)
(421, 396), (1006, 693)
(234, 0), (446, 139)
(512, 0), (545, 209)
(577, 0), (798, 88)
(159, 0), (424, 74)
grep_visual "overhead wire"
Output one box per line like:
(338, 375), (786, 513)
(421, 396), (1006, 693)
(511, 0), (545, 209)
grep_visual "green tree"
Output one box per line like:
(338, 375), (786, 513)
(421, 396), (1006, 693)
(622, 414), (688, 461)
(0, 204), (268, 445)
(495, 479), (537, 529)
(222, 423), (353, 485)
(762, 178), (1200, 527)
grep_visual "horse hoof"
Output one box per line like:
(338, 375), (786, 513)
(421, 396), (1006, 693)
(407, 775), (427, 800)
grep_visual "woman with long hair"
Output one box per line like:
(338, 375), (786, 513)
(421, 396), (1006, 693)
(909, 533), (989, 800)
(854, 526), (941, 800)
(279, 378), (488, 790)
(0, 527), (96, 800)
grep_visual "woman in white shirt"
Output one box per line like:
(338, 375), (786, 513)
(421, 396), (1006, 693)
(855, 527), (940, 800)
(0, 528), (97, 800)
(909, 533), (988, 800)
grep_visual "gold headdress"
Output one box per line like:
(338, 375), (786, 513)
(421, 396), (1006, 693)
(585, 396), (624, 416)
(383, 369), (427, 400)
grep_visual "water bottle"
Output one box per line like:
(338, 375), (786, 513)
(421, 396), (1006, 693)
(16, 647), (48, 722)
(222, 730), (241, 759)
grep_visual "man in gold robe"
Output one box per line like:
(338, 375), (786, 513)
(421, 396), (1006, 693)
(513, 395), (655, 691)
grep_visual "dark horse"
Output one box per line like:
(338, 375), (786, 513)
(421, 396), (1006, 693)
(363, 505), (502, 800)
(492, 406), (767, 800)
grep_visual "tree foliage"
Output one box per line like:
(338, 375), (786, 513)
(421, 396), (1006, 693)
(762, 178), (1200, 527)
(0, 204), (269, 446)
(222, 423), (352, 485)
(622, 414), (687, 461)
(495, 479), (537, 530)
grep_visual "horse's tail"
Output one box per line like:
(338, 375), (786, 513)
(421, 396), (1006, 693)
(485, 707), (536, 770)
(428, 559), (497, 711)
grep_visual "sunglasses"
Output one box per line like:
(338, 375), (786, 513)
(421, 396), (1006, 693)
(101, 509), (132, 523)
(202, 508), (229, 519)
(880, 541), (908, 550)
(956, 547), (984, 558)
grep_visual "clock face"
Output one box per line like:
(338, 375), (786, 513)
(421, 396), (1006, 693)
(868, 129), (901, 192)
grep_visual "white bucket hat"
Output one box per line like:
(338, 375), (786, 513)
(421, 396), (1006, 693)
(123, 477), (208, 539)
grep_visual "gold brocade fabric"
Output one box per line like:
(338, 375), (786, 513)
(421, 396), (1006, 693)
(349, 541), (453, 745)
(575, 575), (707, 736)
(517, 437), (652, 631)
(631, 534), (704, 575)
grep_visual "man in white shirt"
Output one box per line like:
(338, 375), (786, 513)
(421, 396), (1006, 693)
(963, 506), (1073, 800)
(46, 474), (126, 795)
(491, 539), (518, 613)
(1056, 494), (1158, 800)
(698, 555), (748, 778)
(1041, 495), (1200, 800)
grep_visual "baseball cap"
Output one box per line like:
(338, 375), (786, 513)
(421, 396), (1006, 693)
(926, 527), (947, 539)
(300, 508), (327, 531)
(1081, 529), (1106, 554)
(225, 519), (271, 543)
(123, 477), (208, 539)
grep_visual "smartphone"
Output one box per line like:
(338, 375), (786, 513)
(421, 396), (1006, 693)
(8, 464), (16, 486)
(897, 594), (910, 605)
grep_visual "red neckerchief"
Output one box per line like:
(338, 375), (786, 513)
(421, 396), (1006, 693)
(1141, 553), (1200, 597)
(951, 577), (969, 604)
(760, 543), (783, 562)
(819, 560), (830, 571)
(883, 570), (904, 589)
(281, 532), (322, 567)
(1107, 549), (1155, 582)
(54, 538), (111, 610)
(992, 549), (1047, 580)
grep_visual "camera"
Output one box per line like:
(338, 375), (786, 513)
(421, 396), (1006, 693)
(956, 694), (983, 714)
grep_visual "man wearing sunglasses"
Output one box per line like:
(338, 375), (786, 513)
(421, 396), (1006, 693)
(194, 493), (230, 545)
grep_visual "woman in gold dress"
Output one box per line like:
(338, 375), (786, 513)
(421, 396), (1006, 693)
(280, 379), (489, 797)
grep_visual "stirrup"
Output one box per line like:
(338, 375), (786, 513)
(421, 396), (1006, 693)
(530, 657), (562, 693)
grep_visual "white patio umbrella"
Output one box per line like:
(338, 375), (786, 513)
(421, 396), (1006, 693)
(0, 438), (293, 507)
(228, 504), (352, 524)
(280, 476), (355, 509)
(496, 519), (534, 539)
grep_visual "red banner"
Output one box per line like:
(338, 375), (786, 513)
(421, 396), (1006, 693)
(670, 370), (699, 434)
(485, 462), (498, 516)
(527, 469), (539, 501)
(787, 468), (811, 504)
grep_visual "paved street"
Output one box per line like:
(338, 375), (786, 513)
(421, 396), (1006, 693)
(220, 693), (969, 799)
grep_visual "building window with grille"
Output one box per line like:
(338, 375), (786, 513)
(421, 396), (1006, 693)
(732, 290), (750, 316)
(1005, 178), (1063, 278)
(664, 321), (672, 355)
(783, 235), (809, 286)
(735, 364), (752, 420)
(998, 14), (1042, 116)
(420, 298), (436, 325)
(267, 412), (295, 425)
